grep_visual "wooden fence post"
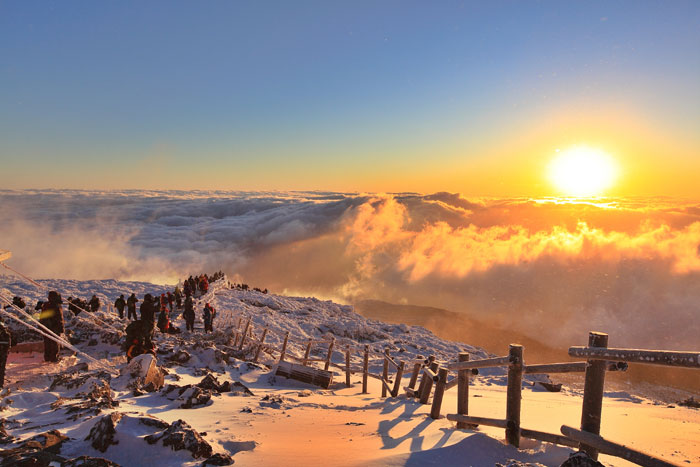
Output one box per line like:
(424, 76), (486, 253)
(279, 331), (289, 363)
(303, 338), (312, 366)
(407, 354), (424, 395)
(345, 346), (352, 387)
(382, 348), (390, 398)
(362, 344), (369, 394)
(457, 352), (470, 429)
(324, 337), (335, 371)
(253, 328), (268, 363)
(506, 344), (524, 447)
(430, 367), (448, 419)
(580, 332), (609, 460)
(420, 359), (439, 405)
(391, 361), (405, 397)
(238, 317), (251, 350)
(417, 355), (435, 401)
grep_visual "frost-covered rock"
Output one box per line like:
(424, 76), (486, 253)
(86, 412), (123, 452)
(112, 354), (164, 393)
(202, 452), (234, 466)
(0, 429), (69, 466)
(61, 455), (121, 466)
(145, 419), (213, 459)
(560, 452), (605, 467)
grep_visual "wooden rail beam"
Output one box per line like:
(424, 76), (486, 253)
(561, 425), (679, 467)
(569, 346), (700, 369)
(520, 428), (579, 448)
(446, 355), (510, 371)
(381, 377), (393, 395)
(446, 414), (507, 429)
(384, 353), (400, 370)
(422, 366), (439, 382)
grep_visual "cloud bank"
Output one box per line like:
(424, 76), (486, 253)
(1, 189), (699, 351)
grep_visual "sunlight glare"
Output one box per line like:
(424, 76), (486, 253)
(548, 147), (618, 197)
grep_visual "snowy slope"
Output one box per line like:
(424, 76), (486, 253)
(0, 275), (698, 466)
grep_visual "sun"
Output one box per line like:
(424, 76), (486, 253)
(548, 146), (618, 197)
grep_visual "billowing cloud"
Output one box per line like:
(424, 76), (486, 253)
(1, 189), (698, 351)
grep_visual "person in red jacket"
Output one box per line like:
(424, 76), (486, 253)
(39, 291), (65, 362)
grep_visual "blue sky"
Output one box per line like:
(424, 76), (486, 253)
(1, 1), (698, 194)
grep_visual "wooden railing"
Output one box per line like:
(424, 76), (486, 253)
(222, 314), (697, 467)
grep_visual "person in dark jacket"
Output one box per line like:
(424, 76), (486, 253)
(139, 294), (156, 350)
(12, 296), (26, 309)
(203, 303), (215, 334)
(126, 293), (138, 321)
(0, 318), (10, 388)
(89, 295), (100, 313)
(123, 319), (155, 362)
(114, 294), (126, 319)
(39, 291), (65, 362)
(140, 294), (156, 324)
(157, 299), (170, 333)
(183, 295), (195, 331)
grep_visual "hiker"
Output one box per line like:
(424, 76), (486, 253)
(157, 299), (170, 333)
(124, 319), (155, 362)
(67, 297), (80, 316)
(140, 294), (156, 324)
(114, 294), (126, 319)
(200, 275), (209, 294)
(0, 317), (10, 388)
(166, 291), (174, 312)
(183, 280), (192, 298)
(183, 295), (195, 331)
(126, 293), (138, 321)
(89, 295), (100, 313)
(12, 296), (26, 310)
(174, 286), (183, 309)
(39, 291), (65, 362)
(139, 294), (156, 350)
(203, 302), (215, 334)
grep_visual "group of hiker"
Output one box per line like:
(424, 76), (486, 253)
(0, 272), (226, 378)
(121, 282), (218, 361)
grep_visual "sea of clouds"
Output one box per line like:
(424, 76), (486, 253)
(1, 189), (699, 351)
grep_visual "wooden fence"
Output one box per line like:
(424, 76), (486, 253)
(223, 314), (697, 467)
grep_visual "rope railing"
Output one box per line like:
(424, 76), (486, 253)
(1, 260), (123, 335)
(0, 292), (117, 375)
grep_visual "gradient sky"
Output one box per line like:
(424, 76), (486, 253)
(1, 1), (698, 196)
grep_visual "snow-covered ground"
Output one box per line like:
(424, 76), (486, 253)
(1, 275), (698, 466)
